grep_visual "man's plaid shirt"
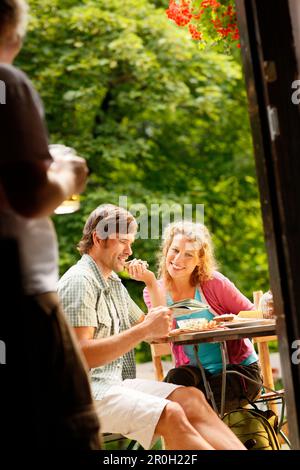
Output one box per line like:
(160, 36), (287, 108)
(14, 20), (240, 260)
(58, 254), (144, 399)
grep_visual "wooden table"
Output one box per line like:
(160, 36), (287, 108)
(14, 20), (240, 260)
(153, 320), (277, 416)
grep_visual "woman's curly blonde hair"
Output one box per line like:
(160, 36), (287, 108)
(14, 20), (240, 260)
(158, 221), (218, 289)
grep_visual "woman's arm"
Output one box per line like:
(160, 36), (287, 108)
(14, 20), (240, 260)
(126, 260), (166, 308)
(223, 280), (254, 314)
(143, 276), (166, 308)
(203, 272), (254, 315)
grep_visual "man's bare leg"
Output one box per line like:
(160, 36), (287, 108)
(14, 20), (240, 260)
(155, 402), (215, 450)
(167, 387), (246, 450)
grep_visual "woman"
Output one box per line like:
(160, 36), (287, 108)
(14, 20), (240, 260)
(128, 221), (262, 414)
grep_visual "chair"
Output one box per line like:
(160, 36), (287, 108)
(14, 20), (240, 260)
(251, 291), (291, 447)
(103, 433), (140, 450)
(150, 343), (173, 381)
(252, 291), (279, 414)
(150, 343), (174, 451)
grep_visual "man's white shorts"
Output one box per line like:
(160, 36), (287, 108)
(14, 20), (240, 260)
(95, 378), (182, 450)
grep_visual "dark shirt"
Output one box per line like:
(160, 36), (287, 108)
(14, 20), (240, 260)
(0, 64), (51, 166)
(0, 64), (101, 449)
(0, 64), (52, 213)
(0, 64), (57, 294)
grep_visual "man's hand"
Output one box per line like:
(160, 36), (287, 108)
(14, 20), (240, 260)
(72, 307), (172, 369)
(142, 306), (173, 341)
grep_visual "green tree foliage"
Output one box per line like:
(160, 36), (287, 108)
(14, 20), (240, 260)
(17, 0), (270, 360)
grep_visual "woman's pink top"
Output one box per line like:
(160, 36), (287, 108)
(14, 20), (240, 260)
(143, 271), (255, 366)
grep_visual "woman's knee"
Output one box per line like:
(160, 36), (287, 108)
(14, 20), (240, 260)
(164, 366), (200, 387)
(168, 386), (212, 417)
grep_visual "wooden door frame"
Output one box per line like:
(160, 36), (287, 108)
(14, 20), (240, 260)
(236, 0), (300, 448)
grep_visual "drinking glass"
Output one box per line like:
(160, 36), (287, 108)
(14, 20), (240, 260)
(259, 290), (275, 319)
(49, 144), (81, 215)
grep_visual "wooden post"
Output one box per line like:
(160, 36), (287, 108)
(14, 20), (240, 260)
(236, 0), (300, 447)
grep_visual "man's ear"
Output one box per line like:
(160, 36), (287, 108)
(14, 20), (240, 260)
(92, 231), (100, 247)
(92, 231), (106, 248)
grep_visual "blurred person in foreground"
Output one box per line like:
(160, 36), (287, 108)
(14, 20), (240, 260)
(0, 0), (100, 449)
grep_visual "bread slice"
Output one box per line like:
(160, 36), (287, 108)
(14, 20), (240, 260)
(237, 310), (263, 319)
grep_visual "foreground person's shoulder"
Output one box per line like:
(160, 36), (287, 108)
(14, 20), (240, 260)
(0, 63), (30, 86)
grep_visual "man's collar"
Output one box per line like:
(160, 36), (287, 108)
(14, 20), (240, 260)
(108, 271), (122, 283)
(81, 254), (122, 284)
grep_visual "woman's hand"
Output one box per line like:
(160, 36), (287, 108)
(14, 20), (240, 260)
(125, 258), (156, 286)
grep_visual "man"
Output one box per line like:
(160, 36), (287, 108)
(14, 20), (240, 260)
(58, 204), (246, 450)
(0, 0), (100, 449)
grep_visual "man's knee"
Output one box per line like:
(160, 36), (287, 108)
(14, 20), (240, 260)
(156, 402), (188, 435)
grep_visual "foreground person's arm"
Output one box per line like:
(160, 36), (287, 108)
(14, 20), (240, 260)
(0, 67), (88, 218)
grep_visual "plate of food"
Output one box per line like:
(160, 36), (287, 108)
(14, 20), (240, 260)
(177, 318), (208, 329)
(168, 319), (226, 336)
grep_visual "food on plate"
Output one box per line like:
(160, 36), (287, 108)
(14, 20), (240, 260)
(214, 314), (236, 323)
(168, 319), (220, 336)
(177, 318), (207, 329)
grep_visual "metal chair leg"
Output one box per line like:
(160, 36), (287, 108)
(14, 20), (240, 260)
(193, 345), (218, 414)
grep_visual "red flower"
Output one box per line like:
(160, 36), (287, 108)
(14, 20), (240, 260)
(166, 0), (192, 27)
(189, 24), (203, 41)
(166, 0), (240, 48)
(200, 0), (221, 10)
